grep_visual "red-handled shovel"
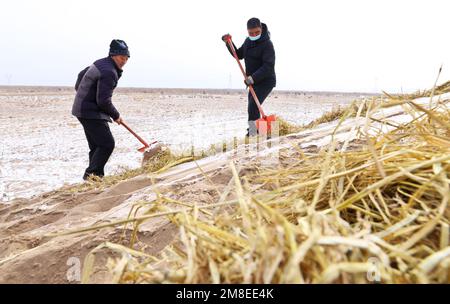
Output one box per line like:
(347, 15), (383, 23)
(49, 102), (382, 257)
(120, 121), (162, 165)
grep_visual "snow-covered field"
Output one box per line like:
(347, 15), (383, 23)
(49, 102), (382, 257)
(0, 87), (367, 202)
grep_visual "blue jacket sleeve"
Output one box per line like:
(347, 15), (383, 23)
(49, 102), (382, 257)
(251, 41), (275, 84)
(96, 70), (120, 120)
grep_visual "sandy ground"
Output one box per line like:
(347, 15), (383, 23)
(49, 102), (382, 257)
(0, 91), (445, 283)
(0, 86), (367, 202)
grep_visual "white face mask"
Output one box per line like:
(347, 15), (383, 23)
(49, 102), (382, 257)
(248, 34), (261, 41)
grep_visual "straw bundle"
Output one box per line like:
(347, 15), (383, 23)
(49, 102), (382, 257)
(81, 82), (450, 283)
(65, 147), (193, 193)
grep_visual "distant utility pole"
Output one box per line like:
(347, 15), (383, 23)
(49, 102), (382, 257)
(228, 73), (232, 89)
(5, 74), (12, 85)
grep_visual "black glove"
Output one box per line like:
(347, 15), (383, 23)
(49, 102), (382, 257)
(244, 76), (254, 86)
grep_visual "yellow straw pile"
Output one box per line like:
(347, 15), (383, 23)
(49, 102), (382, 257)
(81, 82), (450, 283)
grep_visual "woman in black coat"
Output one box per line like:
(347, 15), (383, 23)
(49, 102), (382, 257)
(223, 18), (276, 136)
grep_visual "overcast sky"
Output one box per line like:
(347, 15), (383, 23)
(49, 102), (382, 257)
(1, 0), (449, 92)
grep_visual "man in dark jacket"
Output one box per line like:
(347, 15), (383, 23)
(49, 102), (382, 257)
(72, 39), (130, 180)
(222, 18), (276, 136)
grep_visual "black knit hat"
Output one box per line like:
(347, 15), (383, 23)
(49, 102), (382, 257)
(247, 17), (261, 29)
(109, 39), (130, 57)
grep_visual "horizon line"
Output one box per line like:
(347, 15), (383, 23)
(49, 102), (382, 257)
(0, 84), (385, 95)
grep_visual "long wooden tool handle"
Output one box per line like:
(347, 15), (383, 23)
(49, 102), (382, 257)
(120, 121), (149, 147)
(226, 38), (266, 118)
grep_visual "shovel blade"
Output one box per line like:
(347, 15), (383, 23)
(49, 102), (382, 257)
(256, 115), (277, 135)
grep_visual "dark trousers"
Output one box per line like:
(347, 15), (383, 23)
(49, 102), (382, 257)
(248, 83), (274, 121)
(77, 118), (115, 180)
(247, 83), (274, 135)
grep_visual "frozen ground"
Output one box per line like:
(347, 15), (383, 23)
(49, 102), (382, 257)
(0, 86), (369, 202)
